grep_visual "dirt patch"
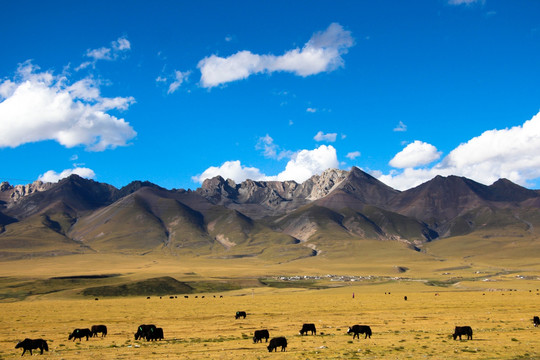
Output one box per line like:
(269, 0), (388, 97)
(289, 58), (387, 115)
(215, 234), (236, 249)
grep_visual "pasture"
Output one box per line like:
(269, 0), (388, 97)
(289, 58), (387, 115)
(0, 282), (539, 359)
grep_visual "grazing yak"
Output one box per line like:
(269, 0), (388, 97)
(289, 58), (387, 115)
(533, 316), (540, 327)
(347, 325), (372, 339)
(235, 311), (247, 319)
(267, 337), (287, 352)
(91, 325), (107, 337)
(299, 323), (316, 336)
(453, 326), (473, 340)
(135, 324), (157, 340)
(146, 327), (164, 341)
(69, 328), (92, 341)
(253, 329), (270, 343)
(15, 339), (48, 356)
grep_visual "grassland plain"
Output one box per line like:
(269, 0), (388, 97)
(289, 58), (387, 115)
(1, 281), (539, 359)
(0, 233), (539, 359)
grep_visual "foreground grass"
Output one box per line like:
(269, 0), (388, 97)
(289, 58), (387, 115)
(1, 282), (539, 359)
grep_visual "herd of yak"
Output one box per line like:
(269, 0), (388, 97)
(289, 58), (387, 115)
(14, 313), (540, 355)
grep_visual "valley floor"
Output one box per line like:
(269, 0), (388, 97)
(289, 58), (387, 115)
(1, 281), (539, 359)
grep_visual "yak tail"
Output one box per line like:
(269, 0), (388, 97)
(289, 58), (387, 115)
(367, 328), (373, 336)
(43, 341), (49, 351)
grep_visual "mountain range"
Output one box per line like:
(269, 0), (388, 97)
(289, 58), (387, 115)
(1, 167), (539, 261)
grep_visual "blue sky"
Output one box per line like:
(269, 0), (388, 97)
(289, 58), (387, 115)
(1, 0), (540, 191)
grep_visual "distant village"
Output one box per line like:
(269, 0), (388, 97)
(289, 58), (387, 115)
(272, 274), (404, 282)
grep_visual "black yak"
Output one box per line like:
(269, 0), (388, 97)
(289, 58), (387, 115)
(235, 311), (247, 319)
(15, 339), (48, 356)
(299, 323), (316, 335)
(91, 325), (107, 337)
(347, 325), (372, 339)
(267, 337), (287, 352)
(146, 327), (164, 341)
(135, 324), (156, 340)
(453, 326), (473, 340)
(69, 328), (92, 341)
(253, 329), (269, 343)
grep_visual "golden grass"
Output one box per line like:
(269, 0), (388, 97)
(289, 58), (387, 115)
(1, 233), (539, 359)
(1, 282), (539, 359)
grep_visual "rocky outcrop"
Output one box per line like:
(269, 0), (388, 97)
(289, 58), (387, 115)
(0, 180), (53, 206)
(300, 168), (348, 200)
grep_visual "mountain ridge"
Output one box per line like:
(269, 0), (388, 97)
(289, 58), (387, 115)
(1, 167), (539, 261)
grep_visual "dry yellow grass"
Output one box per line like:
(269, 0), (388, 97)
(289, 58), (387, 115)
(1, 236), (539, 359)
(1, 282), (539, 359)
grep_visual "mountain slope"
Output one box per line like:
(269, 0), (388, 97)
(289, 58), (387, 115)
(1, 169), (539, 262)
(69, 186), (211, 253)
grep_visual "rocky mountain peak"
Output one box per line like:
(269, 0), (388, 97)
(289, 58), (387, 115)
(0, 180), (52, 205)
(303, 168), (348, 200)
(198, 175), (239, 202)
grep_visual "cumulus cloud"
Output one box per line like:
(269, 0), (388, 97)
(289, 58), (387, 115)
(393, 121), (407, 132)
(191, 160), (266, 184)
(306, 107), (317, 113)
(377, 111), (540, 190)
(198, 23), (354, 88)
(193, 145), (339, 184)
(346, 151), (361, 160)
(38, 167), (96, 183)
(314, 131), (337, 142)
(0, 61), (137, 151)
(274, 145), (338, 182)
(0, 80), (16, 99)
(389, 141), (442, 169)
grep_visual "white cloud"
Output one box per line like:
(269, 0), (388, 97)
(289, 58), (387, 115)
(167, 70), (191, 94)
(273, 145), (339, 182)
(448, 0), (484, 5)
(256, 134), (278, 159)
(389, 141), (442, 169)
(38, 167), (96, 183)
(346, 151), (361, 160)
(86, 47), (112, 61)
(198, 23), (354, 88)
(77, 36), (131, 70)
(113, 37), (131, 51)
(377, 110), (540, 190)
(256, 134), (294, 160)
(191, 160), (266, 184)
(0, 79), (16, 99)
(193, 145), (339, 184)
(393, 121), (407, 132)
(0, 61), (137, 151)
(257, 134), (277, 158)
(376, 168), (443, 191)
(314, 131), (337, 142)
(306, 107), (317, 113)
